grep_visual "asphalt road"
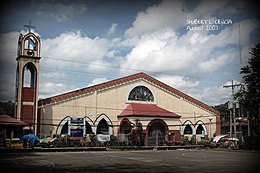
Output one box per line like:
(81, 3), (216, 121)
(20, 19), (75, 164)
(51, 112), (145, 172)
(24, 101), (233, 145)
(0, 149), (259, 173)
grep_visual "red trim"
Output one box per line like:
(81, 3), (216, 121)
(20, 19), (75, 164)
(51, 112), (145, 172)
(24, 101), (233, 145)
(216, 112), (221, 135)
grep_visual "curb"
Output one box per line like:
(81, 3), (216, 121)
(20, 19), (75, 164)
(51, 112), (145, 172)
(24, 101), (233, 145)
(0, 145), (204, 153)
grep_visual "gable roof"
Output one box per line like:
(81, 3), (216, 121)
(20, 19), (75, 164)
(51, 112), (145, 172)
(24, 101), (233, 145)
(39, 72), (219, 115)
(0, 107), (28, 126)
(119, 103), (181, 118)
(0, 114), (28, 126)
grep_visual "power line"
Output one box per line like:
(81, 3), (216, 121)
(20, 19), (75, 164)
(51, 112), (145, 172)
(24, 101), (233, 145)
(0, 60), (237, 86)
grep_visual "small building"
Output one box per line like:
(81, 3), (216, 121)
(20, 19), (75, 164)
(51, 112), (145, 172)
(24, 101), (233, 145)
(0, 106), (28, 140)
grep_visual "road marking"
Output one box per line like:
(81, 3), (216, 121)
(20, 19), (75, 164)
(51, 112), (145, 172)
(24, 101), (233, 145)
(38, 160), (55, 168)
(123, 157), (162, 163)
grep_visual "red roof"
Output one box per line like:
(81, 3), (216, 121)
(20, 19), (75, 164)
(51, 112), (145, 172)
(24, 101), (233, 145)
(0, 114), (28, 126)
(39, 72), (219, 115)
(119, 103), (181, 118)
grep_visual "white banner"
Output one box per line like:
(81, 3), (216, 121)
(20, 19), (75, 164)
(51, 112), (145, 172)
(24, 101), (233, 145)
(97, 134), (110, 142)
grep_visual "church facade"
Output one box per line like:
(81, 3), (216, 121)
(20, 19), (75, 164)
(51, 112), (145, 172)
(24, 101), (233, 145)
(38, 72), (220, 145)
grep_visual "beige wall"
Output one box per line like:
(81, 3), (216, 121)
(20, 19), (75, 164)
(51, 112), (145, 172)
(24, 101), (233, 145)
(39, 79), (217, 138)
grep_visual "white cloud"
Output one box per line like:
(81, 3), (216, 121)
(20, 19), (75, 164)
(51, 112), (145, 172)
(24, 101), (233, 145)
(156, 74), (199, 91)
(0, 31), (19, 64)
(125, 0), (188, 37)
(39, 31), (116, 98)
(87, 78), (109, 87)
(39, 82), (76, 99)
(42, 31), (111, 70)
(156, 74), (233, 106)
(198, 48), (237, 72)
(107, 23), (118, 35)
(118, 0), (259, 106)
(191, 85), (231, 106)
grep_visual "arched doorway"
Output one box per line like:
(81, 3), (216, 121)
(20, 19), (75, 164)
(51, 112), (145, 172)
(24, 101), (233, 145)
(119, 118), (133, 134)
(97, 118), (109, 134)
(57, 116), (94, 137)
(184, 124), (193, 135)
(94, 114), (113, 135)
(95, 114), (113, 142)
(61, 121), (68, 135)
(146, 119), (168, 146)
(196, 124), (204, 135)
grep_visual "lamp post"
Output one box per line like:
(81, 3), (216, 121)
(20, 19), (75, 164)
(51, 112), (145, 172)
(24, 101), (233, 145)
(208, 117), (213, 139)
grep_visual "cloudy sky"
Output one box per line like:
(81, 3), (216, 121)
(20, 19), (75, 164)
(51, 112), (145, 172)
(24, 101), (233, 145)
(0, 0), (259, 106)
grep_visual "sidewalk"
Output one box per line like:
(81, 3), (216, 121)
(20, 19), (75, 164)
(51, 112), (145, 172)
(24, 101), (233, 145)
(0, 145), (203, 153)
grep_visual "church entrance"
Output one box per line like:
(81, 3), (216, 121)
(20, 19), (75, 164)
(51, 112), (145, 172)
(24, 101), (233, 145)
(146, 119), (168, 146)
(96, 118), (109, 135)
(58, 116), (93, 138)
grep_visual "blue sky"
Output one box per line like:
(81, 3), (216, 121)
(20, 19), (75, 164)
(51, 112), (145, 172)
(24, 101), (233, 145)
(0, 0), (259, 106)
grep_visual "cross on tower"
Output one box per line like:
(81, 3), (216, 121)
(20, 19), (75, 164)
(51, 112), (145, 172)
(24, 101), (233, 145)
(24, 20), (36, 33)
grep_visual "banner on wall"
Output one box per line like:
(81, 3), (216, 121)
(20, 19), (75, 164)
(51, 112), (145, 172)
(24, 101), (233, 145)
(97, 134), (110, 142)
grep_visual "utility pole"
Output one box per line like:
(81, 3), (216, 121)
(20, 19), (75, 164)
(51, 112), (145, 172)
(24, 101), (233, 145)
(223, 80), (241, 138)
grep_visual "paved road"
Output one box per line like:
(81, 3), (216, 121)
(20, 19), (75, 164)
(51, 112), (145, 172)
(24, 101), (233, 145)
(0, 149), (259, 173)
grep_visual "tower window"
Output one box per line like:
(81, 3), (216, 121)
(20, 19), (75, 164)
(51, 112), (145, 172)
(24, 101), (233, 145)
(24, 36), (37, 51)
(23, 63), (36, 88)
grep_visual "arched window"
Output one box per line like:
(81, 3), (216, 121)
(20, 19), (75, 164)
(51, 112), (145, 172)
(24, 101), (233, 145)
(196, 124), (204, 135)
(24, 35), (37, 51)
(184, 124), (193, 134)
(97, 118), (109, 134)
(85, 121), (93, 134)
(23, 63), (36, 88)
(16, 65), (19, 88)
(128, 86), (154, 102)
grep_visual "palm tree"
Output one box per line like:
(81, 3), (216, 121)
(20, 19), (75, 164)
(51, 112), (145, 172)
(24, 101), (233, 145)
(129, 119), (143, 146)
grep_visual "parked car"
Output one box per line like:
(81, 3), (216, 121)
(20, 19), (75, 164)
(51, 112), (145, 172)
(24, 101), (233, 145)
(211, 135), (240, 149)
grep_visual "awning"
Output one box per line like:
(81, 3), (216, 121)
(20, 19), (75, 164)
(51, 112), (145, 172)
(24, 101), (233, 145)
(118, 103), (181, 118)
(0, 114), (28, 126)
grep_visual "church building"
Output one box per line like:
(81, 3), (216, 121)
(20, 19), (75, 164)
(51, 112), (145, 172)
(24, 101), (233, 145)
(38, 72), (220, 145)
(15, 27), (220, 146)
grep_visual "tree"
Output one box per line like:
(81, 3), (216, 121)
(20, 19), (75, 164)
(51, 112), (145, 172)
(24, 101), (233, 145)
(236, 43), (260, 142)
(237, 43), (260, 118)
(0, 100), (15, 116)
(213, 102), (229, 134)
(129, 119), (143, 146)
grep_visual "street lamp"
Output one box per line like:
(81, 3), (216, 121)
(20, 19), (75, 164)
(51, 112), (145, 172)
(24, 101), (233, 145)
(208, 117), (213, 139)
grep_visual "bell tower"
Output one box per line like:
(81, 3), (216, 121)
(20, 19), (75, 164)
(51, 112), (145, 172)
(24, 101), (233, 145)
(15, 21), (41, 133)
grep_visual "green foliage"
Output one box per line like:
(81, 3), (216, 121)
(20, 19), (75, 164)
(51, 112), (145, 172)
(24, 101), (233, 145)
(235, 43), (260, 146)
(45, 134), (131, 148)
(0, 100), (15, 116)
(213, 102), (229, 123)
(236, 43), (260, 119)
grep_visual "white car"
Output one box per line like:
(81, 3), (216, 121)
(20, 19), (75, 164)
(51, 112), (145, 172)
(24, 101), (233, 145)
(211, 135), (240, 149)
